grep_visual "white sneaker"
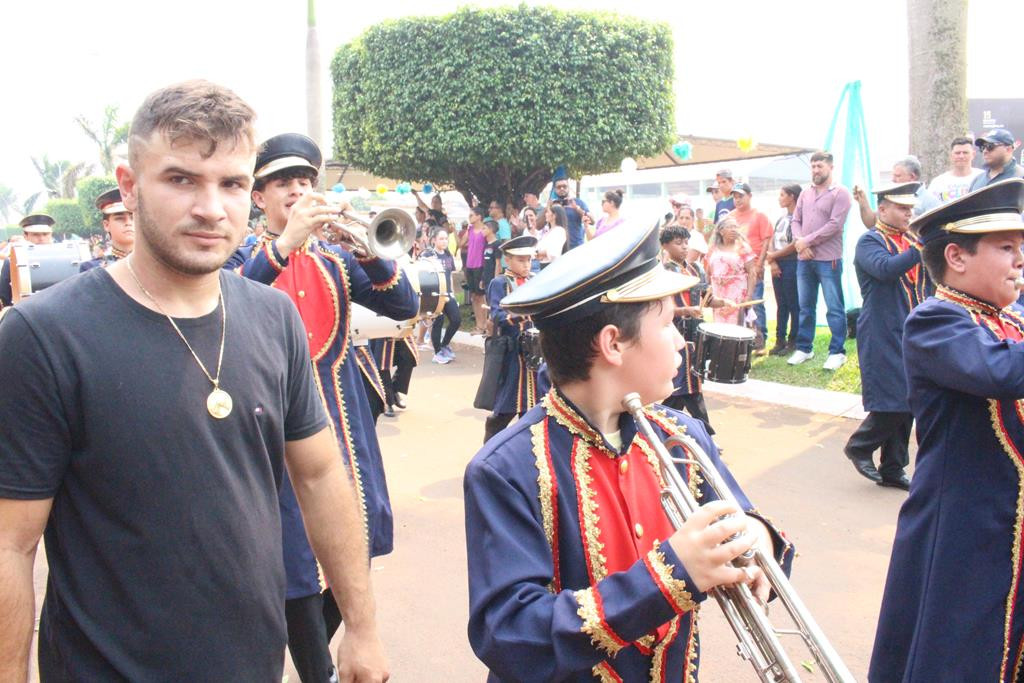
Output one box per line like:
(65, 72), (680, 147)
(787, 350), (814, 365)
(823, 353), (847, 371)
(431, 352), (450, 364)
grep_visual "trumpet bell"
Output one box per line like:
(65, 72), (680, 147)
(366, 208), (416, 261)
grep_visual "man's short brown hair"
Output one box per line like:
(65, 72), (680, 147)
(810, 150), (834, 164)
(129, 80), (257, 164)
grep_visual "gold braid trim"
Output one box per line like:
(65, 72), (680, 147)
(573, 438), (608, 583)
(648, 615), (681, 683)
(987, 399), (1024, 682)
(646, 541), (696, 614)
(591, 662), (621, 682)
(530, 419), (559, 592)
(683, 612), (700, 683)
(574, 587), (626, 657)
(545, 390), (616, 458)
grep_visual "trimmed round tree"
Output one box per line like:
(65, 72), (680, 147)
(332, 6), (674, 206)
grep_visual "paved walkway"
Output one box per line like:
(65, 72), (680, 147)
(451, 331), (868, 421)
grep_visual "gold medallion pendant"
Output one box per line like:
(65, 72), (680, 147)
(207, 388), (233, 419)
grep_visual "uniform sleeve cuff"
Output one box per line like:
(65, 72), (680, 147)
(574, 587), (629, 657)
(266, 240), (289, 271)
(643, 540), (700, 614)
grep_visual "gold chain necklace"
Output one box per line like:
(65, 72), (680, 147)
(125, 257), (232, 419)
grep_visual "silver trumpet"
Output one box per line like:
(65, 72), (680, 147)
(325, 207), (416, 261)
(623, 393), (855, 683)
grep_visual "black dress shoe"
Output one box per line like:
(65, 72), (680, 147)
(878, 473), (911, 491)
(383, 406), (396, 418)
(847, 456), (882, 483)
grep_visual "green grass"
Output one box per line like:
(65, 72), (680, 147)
(750, 321), (861, 393)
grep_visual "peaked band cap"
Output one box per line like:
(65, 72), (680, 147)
(500, 234), (538, 256)
(501, 222), (698, 330)
(911, 178), (1024, 244)
(95, 187), (128, 214)
(874, 181), (921, 207)
(254, 133), (322, 179)
(19, 213), (55, 232)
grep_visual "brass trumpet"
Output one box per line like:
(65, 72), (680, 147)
(325, 207), (416, 261)
(623, 393), (855, 683)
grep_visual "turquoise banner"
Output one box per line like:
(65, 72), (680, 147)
(822, 80), (874, 315)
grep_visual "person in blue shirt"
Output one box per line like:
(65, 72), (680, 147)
(550, 172), (591, 249)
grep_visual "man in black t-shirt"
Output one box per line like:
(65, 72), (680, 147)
(0, 81), (388, 682)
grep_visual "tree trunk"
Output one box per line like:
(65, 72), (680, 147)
(306, 0), (323, 167)
(907, 0), (968, 182)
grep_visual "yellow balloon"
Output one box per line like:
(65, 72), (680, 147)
(376, 183), (388, 195)
(737, 137), (757, 153)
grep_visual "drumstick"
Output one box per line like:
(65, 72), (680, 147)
(699, 288), (714, 308)
(732, 298), (764, 309)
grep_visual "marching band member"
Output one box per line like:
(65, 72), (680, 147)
(843, 181), (926, 490)
(482, 234), (541, 443)
(232, 133), (418, 682)
(464, 221), (793, 681)
(353, 339), (388, 423)
(659, 225), (730, 435)
(0, 214), (55, 307)
(80, 187), (134, 271)
(870, 179), (1024, 681)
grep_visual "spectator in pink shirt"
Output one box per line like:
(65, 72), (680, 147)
(788, 151), (853, 370)
(592, 189), (626, 238)
(465, 206), (489, 333)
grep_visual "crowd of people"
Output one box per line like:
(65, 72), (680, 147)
(4, 77), (1024, 683)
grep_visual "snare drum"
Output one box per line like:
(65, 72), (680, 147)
(407, 263), (450, 317)
(10, 242), (92, 302)
(695, 322), (755, 384)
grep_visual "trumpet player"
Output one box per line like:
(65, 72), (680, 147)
(463, 221), (794, 681)
(870, 179), (1024, 682)
(230, 133), (418, 682)
(843, 182), (928, 491)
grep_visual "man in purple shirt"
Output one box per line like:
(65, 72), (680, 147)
(787, 151), (853, 370)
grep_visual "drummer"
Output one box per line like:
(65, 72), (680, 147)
(0, 214), (55, 307)
(81, 188), (135, 272)
(482, 234), (541, 443)
(659, 225), (734, 434)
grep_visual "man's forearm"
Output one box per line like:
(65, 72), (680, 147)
(290, 460), (378, 633)
(0, 547), (37, 680)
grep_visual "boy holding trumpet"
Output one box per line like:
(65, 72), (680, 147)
(463, 221), (794, 681)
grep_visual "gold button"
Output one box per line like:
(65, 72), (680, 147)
(308, 332), (314, 339)
(298, 290), (306, 298)
(619, 459), (628, 475)
(634, 523), (643, 539)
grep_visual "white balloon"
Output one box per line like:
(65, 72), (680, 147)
(620, 157), (638, 173)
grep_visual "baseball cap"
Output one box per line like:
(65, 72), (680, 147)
(731, 182), (752, 196)
(976, 128), (1015, 148)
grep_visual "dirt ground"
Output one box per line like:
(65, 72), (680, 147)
(31, 342), (908, 681)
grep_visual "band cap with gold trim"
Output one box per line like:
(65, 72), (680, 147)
(501, 222), (699, 330)
(19, 213), (55, 233)
(873, 181), (920, 207)
(911, 178), (1024, 244)
(499, 234), (537, 256)
(254, 133), (322, 180)
(95, 187), (128, 215)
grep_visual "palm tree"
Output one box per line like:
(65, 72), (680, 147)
(75, 106), (130, 175)
(908, 0), (967, 181)
(21, 193), (41, 216)
(0, 185), (17, 223)
(30, 155), (93, 199)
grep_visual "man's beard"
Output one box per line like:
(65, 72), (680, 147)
(812, 173), (828, 185)
(135, 192), (233, 276)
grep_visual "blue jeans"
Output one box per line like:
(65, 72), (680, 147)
(772, 258), (799, 344)
(796, 259), (846, 355)
(752, 280), (767, 339)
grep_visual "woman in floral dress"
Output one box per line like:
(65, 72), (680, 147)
(708, 216), (757, 325)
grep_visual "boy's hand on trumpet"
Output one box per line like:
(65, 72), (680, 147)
(669, 499), (772, 604)
(276, 193), (344, 257)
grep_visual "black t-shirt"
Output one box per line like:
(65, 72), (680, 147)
(481, 239), (504, 289)
(0, 268), (327, 680)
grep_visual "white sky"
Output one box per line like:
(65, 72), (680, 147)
(1, 0), (1019, 207)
